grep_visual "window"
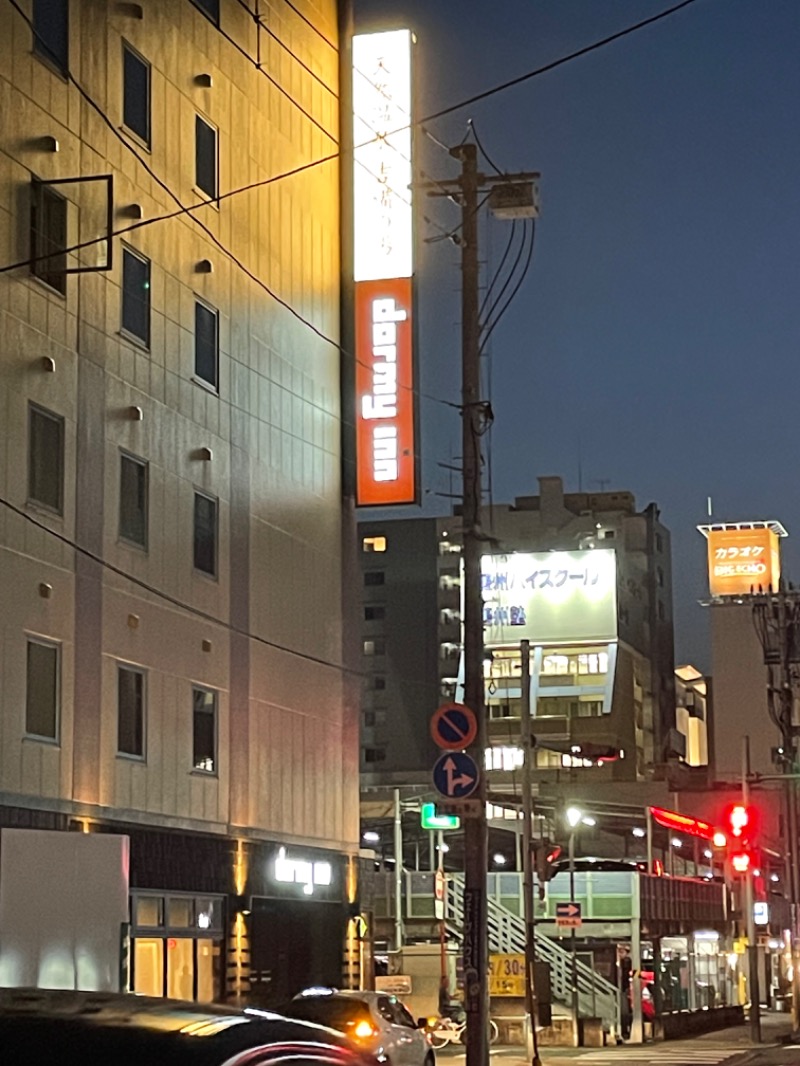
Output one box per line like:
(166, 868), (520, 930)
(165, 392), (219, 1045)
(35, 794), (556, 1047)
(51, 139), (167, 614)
(364, 605), (385, 622)
(364, 571), (385, 587)
(33, 0), (69, 74)
(373, 676), (386, 691)
(362, 535), (386, 553)
(363, 747), (386, 763)
(25, 638), (59, 739)
(363, 639), (386, 657)
(191, 0), (219, 24)
(195, 115), (218, 199)
(657, 566), (665, 588)
(193, 492), (218, 576)
(656, 533), (664, 553)
(118, 664), (145, 758)
(119, 452), (148, 548)
(194, 300), (219, 389)
(123, 42), (151, 146)
(30, 180), (67, 294)
(363, 710), (375, 727)
(121, 247), (151, 345)
(28, 404), (64, 512)
(192, 687), (217, 773)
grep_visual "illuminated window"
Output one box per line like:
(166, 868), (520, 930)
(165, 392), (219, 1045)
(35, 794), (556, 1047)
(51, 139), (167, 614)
(192, 687), (217, 774)
(363, 535), (387, 552)
(542, 654), (569, 676)
(363, 639), (385, 657)
(485, 746), (524, 771)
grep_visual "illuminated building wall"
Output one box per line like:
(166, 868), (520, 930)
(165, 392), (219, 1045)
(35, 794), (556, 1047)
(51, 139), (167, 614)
(0, 0), (358, 1003)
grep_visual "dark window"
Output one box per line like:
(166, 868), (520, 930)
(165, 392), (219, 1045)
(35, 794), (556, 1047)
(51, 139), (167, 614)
(193, 491), (218, 576)
(364, 605), (385, 622)
(191, 0), (219, 24)
(657, 566), (664, 588)
(364, 571), (385, 587)
(28, 404), (64, 512)
(373, 676), (386, 691)
(121, 247), (151, 345)
(118, 665), (145, 758)
(192, 687), (217, 773)
(363, 711), (375, 727)
(195, 115), (218, 199)
(123, 43), (150, 146)
(30, 181), (67, 294)
(658, 601), (666, 621)
(26, 639), (59, 739)
(364, 747), (386, 763)
(655, 533), (664, 553)
(33, 0), (69, 74)
(194, 300), (219, 389)
(119, 452), (148, 547)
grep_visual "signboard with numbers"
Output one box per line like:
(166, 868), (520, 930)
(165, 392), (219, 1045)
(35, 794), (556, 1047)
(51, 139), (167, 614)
(489, 953), (526, 996)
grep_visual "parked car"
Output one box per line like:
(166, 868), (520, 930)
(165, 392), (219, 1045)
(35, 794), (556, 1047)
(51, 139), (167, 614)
(284, 989), (434, 1066)
(0, 987), (379, 1066)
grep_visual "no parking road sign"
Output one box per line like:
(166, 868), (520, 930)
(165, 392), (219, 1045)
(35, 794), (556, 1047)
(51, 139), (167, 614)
(430, 701), (478, 751)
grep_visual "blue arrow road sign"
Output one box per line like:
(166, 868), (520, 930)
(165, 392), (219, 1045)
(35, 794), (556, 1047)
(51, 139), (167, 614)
(432, 751), (480, 800)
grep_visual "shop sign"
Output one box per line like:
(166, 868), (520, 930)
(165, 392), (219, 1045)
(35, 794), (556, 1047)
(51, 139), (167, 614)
(480, 549), (617, 647)
(274, 847), (333, 897)
(754, 901), (770, 926)
(705, 526), (781, 598)
(489, 953), (526, 997)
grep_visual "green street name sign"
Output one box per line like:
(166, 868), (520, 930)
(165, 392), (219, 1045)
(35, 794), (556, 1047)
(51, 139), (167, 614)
(420, 802), (460, 831)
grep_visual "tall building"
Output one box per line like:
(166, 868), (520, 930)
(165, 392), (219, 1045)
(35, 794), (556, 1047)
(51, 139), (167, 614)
(0, 0), (359, 1006)
(359, 476), (678, 793)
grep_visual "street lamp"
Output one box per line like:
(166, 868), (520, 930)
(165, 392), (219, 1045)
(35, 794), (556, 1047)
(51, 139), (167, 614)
(564, 806), (583, 1045)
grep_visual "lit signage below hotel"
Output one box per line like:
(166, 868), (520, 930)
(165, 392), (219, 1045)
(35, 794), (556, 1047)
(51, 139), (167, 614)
(273, 847), (332, 896)
(699, 523), (784, 599)
(352, 29), (417, 507)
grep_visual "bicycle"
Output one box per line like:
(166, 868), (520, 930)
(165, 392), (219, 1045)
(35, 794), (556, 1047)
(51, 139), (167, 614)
(426, 1015), (499, 1049)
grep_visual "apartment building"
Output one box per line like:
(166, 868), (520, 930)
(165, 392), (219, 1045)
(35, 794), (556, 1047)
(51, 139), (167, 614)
(0, 0), (359, 1006)
(359, 476), (679, 795)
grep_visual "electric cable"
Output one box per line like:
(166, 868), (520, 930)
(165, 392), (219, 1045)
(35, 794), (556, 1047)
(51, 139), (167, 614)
(233, 0), (338, 99)
(281, 0), (338, 52)
(468, 119), (505, 178)
(479, 221), (528, 336)
(480, 221), (536, 355)
(420, 0), (700, 126)
(479, 221), (516, 320)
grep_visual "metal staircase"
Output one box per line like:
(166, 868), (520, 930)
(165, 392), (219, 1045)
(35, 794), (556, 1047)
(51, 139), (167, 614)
(447, 873), (620, 1034)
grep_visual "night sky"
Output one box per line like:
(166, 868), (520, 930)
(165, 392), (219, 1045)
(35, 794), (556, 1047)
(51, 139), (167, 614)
(353, 0), (800, 670)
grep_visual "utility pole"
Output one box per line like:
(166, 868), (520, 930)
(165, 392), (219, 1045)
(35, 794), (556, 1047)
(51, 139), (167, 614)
(742, 737), (761, 1042)
(393, 788), (404, 952)
(452, 141), (489, 1066)
(422, 144), (539, 1066)
(520, 640), (542, 1066)
(753, 590), (800, 1036)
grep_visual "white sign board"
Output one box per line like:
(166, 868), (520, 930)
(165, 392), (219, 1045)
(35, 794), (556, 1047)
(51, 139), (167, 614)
(0, 829), (129, 991)
(480, 549), (618, 647)
(352, 30), (413, 282)
(375, 974), (413, 995)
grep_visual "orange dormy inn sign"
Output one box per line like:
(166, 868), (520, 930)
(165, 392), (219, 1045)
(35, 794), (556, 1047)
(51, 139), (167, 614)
(352, 29), (417, 506)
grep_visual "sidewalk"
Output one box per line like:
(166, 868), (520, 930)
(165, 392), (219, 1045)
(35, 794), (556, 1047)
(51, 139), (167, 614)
(470, 1009), (796, 1062)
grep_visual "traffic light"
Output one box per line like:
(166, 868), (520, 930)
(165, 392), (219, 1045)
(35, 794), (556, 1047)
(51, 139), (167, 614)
(532, 840), (562, 899)
(724, 803), (758, 877)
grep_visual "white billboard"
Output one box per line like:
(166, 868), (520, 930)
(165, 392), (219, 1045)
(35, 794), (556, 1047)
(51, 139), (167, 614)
(481, 549), (618, 646)
(352, 29), (413, 282)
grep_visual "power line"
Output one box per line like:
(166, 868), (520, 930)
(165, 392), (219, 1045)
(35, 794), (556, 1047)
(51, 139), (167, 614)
(480, 221), (536, 355)
(281, 0), (338, 52)
(0, 493), (358, 677)
(421, 0), (700, 125)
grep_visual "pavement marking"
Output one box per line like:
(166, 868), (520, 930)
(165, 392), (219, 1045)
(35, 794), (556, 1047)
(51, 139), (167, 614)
(580, 1051), (736, 1063)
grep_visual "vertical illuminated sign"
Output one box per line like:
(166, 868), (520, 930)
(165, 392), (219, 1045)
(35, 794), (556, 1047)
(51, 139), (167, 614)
(352, 29), (416, 506)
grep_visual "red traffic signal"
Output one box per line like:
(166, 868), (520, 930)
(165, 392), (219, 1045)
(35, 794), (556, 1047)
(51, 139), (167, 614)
(725, 803), (758, 842)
